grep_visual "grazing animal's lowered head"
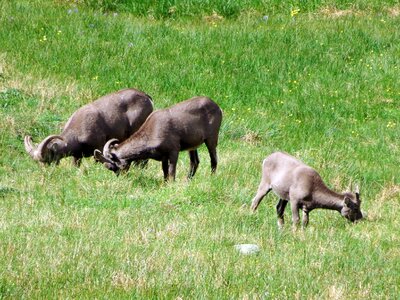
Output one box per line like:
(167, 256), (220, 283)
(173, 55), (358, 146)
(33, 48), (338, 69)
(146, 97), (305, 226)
(24, 88), (153, 166)
(340, 188), (363, 222)
(24, 135), (68, 165)
(94, 96), (223, 181)
(251, 152), (363, 228)
(94, 138), (129, 174)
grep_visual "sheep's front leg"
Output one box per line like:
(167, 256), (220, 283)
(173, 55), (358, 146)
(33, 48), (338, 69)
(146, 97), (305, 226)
(302, 208), (309, 228)
(133, 159), (148, 169)
(291, 201), (300, 228)
(73, 156), (81, 167)
(167, 152), (179, 181)
(276, 199), (288, 229)
(162, 158), (169, 181)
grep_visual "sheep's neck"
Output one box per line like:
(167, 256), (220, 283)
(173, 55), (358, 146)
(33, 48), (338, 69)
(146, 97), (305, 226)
(313, 186), (344, 212)
(116, 137), (156, 161)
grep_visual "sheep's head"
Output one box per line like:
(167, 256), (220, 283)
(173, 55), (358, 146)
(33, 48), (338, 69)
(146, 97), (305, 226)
(94, 139), (130, 174)
(24, 135), (68, 165)
(341, 186), (363, 222)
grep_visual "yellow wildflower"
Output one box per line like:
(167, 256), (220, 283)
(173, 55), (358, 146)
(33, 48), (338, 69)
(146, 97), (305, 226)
(387, 121), (396, 128)
(291, 8), (300, 17)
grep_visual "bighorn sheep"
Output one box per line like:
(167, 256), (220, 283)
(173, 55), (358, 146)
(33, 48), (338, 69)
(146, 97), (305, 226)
(251, 152), (363, 228)
(24, 88), (153, 166)
(94, 96), (222, 181)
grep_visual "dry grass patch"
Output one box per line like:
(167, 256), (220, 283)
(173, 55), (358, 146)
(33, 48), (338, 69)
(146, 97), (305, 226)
(2, 73), (80, 102)
(319, 7), (356, 18)
(380, 98), (394, 104)
(241, 131), (262, 145)
(387, 6), (400, 17)
(367, 184), (400, 221)
(320, 5), (400, 18)
(203, 11), (224, 24)
(327, 285), (345, 300)
(0, 54), (88, 102)
(111, 271), (135, 291)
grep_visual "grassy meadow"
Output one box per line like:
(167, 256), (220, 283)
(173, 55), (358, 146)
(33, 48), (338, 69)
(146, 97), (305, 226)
(0, 0), (399, 298)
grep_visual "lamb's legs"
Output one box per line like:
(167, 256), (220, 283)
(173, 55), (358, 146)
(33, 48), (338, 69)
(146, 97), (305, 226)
(291, 201), (300, 228)
(302, 208), (309, 228)
(276, 199), (288, 229)
(250, 182), (271, 211)
(251, 164), (272, 211)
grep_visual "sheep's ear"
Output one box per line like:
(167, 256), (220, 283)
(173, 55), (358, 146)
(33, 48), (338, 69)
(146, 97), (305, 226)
(355, 184), (360, 201)
(50, 140), (67, 152)
(343, 196), (352, 207)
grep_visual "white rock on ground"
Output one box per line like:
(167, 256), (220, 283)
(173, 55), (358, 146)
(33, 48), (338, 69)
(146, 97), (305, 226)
(234, 244), (260, 255)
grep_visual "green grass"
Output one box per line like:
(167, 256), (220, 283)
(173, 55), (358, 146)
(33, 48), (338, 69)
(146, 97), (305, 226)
(0, 0), (399, 298)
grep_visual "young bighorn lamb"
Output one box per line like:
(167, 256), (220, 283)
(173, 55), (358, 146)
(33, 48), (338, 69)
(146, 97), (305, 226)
(94, 96), (222, 181)
(24, 88), (153, 166)
(251, 152), (363, 228)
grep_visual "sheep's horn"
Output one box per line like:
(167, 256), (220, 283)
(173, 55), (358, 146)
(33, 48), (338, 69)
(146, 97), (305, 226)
(94, 149), (114, 164)
(103, 138), (119, 157)
(35, 135), (65, 161)
(24, 135), (39, 159)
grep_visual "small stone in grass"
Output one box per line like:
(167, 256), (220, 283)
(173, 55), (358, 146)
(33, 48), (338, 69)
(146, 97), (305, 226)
(234, 244), (260, 255)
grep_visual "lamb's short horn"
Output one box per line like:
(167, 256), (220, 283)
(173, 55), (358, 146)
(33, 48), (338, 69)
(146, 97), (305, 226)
(35, 135), (65, 161)
(103, 138), (119, 157)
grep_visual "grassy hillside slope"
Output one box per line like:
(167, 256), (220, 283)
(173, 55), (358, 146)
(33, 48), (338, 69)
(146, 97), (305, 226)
(0, 1), (399, 298)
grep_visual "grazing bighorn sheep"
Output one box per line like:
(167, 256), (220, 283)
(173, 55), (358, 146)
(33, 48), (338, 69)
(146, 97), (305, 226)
(24, 88), (153, 166)
(94, 96), (222, 181)
(251, 152), (363, 228)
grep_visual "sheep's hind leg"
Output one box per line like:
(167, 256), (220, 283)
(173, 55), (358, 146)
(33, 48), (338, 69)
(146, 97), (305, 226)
(204, 139), (218, 173)
(276, 199), (288, 229)
(251, 163), (271, 211)
(188, 150), (200, 179)
(250, 182), (271, 211)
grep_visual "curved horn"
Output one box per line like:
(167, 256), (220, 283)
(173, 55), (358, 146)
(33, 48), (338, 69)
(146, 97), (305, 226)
(94, 149), (113, 164)
(103, 138), (119, 157)
(35, 135), (65, 161)
(24, 135), (38, 159)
